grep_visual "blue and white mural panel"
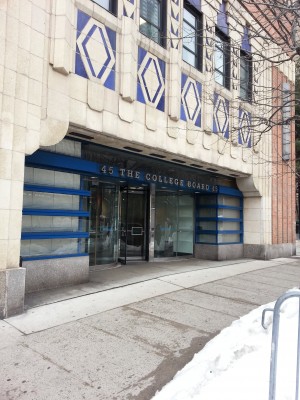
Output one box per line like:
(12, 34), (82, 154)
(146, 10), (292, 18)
(123, 0), (135, 18)
(75, 10), (116, 90)
(213, 93), (229, 139)
(170, 0), (180, 49)
(137, 47), (166, 112)
(180, 74), (202, 127)
(238, 108), (252, 147)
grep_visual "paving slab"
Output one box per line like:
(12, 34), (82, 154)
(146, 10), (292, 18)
(80, 306), (205, 357)
(249, 268), (300, 284)
(158, 259), (282, 288)
(129, 295), (235, 333)
(234, 270), (298, 289)
(0, 321), (23, 350)
(89, 259), (252, 285)
(164, 289), (255, 317)
(6, 279), (181, 334)
(0, 343), (100, 400)
(25, 285), (92, 309)
(22, 321), (163, 400)
(266, 264), (300, 277)
(192, 281), (281, 305)
(271, 258), (300, 265)
(215, 276), (287, 297)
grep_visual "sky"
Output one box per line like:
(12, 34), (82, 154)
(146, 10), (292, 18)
(152, 290), (300, 400)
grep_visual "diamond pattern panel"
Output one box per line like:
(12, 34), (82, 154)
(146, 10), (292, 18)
(180, 74), (202, 127)
(238, 109), (252, 147)
(75, 10), (116, 90)
(123, 0), (135, 18)
(137, 48), (165, 111)
(213, 93), (229, 138)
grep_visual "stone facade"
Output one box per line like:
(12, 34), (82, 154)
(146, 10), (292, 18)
(0, 0), (296, 317)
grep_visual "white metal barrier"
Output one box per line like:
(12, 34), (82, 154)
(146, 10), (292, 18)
(262, 290), (300, 400)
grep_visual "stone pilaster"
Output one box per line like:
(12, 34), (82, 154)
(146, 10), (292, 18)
(0, 0), (69, 317)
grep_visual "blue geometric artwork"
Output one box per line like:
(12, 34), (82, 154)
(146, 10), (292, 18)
(241, 26), (251, 52)
(217, 1), (229, 35)
(123, 0), (135, 18)
(180, 73), (202, 127)
(213, 93), (229, 139)
(75, 10), (116, 90)
(170, 0), (180, 49)
(188, 0), (201, 10)
(137, 47), (165, 111)
(238, 108), (252, 147)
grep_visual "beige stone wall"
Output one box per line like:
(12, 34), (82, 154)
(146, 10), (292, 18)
(67, 0), (257, 177)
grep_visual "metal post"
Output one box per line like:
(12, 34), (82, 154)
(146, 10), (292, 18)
(262, 290), (300, 400)
(295, 297), (300, 400)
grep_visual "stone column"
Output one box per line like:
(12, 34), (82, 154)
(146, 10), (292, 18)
(0, 1), (26, 318)
(0, 0), (70, 317)
(0, 149), (26, 318)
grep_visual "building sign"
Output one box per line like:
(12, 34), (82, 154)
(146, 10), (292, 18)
(99, 165), (218, 193)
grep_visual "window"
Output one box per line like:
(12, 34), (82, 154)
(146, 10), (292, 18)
(195, 191), (243, 245)
(240, 50), (252, 102)
(182, 2), (202, 70)
(282, 83), (291, 161)
(214, 27), (230, 89)
(92, 0), (116, 14)
(140, 0), (165, 46)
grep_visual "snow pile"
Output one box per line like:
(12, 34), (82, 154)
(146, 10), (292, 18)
(153, 292), (300, 400)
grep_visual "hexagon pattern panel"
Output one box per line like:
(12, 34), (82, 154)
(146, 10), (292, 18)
(180, 73), (202, 127)
(238, 108), (252, 147)
(123, 0), (135, 18)
(75, 10), (116, 90)
(213, 93), (229, 139)
(137, 47), (165, 111)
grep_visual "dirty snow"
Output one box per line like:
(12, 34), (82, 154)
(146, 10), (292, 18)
(153, 290), (300, 400)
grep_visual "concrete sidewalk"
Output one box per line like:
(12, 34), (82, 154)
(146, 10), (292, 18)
(1, 257), (300, 400)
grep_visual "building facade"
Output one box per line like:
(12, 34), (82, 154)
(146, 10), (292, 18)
(0, 0), (296, 317)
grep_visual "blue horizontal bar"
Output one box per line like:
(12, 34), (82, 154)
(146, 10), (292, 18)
(197, 188), (243, 198)
(24, 184), (91, 197)
(195, 241), (243, 245)
(218, 186), (243, 197)
(21, 253), (89, 261)
(196, 230), (243, 234)
(26, 150), (100, 176)
(22, 209), (90, 217)
(21, 231), (89, 240)
(196, 217), (242, 222)
(196, 205), (242, 210)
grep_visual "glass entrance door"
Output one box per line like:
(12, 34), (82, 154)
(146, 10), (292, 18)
(154, 192), (194, 258)
(88, 181), (118, 266)
(119, 187), (148, 264)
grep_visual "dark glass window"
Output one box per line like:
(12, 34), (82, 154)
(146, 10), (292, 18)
(240, 50), (252, 102)
(92, 0), (117, 14)
(140, 0), (165, 46)
(214, 27), (230, 89)
(182, 2), (202, 70)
